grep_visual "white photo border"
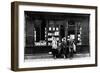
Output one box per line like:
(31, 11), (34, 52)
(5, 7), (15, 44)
(18, 4), (96, 68)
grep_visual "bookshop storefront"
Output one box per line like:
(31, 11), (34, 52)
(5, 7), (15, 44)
(24, 11), (90, 55)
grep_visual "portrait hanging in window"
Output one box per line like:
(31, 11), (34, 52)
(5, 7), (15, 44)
(11, 1), (97, 71)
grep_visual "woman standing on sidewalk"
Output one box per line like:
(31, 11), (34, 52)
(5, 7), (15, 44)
(51, 37), (58, 59)
(69, 35), (76, 58)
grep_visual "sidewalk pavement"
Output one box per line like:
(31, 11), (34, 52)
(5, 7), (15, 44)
(25, 53), (90, 60)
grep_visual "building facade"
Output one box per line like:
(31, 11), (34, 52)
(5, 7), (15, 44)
(24, 11), (90, 55)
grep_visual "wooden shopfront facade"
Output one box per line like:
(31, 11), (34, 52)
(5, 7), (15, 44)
(24, 11), (90, 55)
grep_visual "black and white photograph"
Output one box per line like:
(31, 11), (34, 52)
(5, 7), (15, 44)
(24, 11), (90, 60)
(11, 1), (97, 71)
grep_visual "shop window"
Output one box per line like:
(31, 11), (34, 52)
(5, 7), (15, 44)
(34, 19), (47, 46)
(68, 20), (82, 45)
(47, 20), (60, 46)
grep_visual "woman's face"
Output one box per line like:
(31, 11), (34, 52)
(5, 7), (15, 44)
(70, 35), (73, 40)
